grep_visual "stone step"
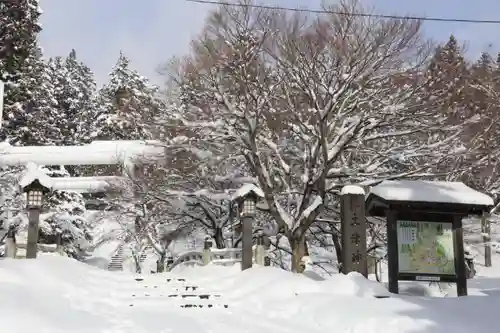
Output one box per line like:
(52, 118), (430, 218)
(129, 292), (221, 299)
(108, 253), (124, 271)
(139, 246), (154, 263)
(180, 303), (229, 309)
(108, 265), (123, 271)
(134, 277), (194, 284)
(135, 284), (201, 292)
(126, 302), (229, 309)
(166, 293), (221, 299)
(165, 278), (187, 283)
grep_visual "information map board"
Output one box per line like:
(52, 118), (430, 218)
(397, 220), (455, 275)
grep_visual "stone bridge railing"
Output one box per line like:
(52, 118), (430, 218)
(169, 245), (269, 271)
(2, 239), (63, 259)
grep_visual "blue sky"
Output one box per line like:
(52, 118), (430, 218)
(39, 0), (500, 86)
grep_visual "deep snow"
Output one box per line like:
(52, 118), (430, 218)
(1, 255), (500, 333)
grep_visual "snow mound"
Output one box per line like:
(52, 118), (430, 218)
(322, 271), (391, 297)
(1, 255), (500, 333)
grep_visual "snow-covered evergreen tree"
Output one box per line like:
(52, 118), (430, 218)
(0, 0), (62, 146)
(39, 166), (92, 260)
(0, 165), (25, 233)
(91, 52), (164, 141)
(0, 0), (42, 91)
(47, 50), (97, 145)
(425, 35), (471, 119)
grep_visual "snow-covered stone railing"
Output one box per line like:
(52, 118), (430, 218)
(210, 248), (243, 266)
(3, 242), (63, 259)
(168, 246), (268, 271)
(169, 250), (205, 269)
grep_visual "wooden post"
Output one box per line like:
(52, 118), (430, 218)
(26, 209), (40, 259)
(241, 216), (253, 270)
(340, 186), (368, 277)
(453, 216), (468, 296)
(482, 212), (492, 267)
(202, 237), (212, 265)
(386, 210), (399, 294)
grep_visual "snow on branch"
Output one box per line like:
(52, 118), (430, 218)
(171, 1), (479, 264)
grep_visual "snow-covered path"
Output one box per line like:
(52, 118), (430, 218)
(1, 255), (500, 333)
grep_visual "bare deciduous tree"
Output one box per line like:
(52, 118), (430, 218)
(166, 0), (475, 272)
(107, 165), (194, 273)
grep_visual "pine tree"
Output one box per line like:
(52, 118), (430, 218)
(4, 51), (62, 145)
(0, 0), (60, 146)
(492, 52), (500, 85)
(47, 50), (97, 145)
(66, 50), (98, 143)
(426, 35), (471, 120)
(0, 166), (25, 234)
(91, 52), (164, 141)
(0, 0), (42, 88)
(39, 166), (92, 259)
(471, 52), (493, 107)
(0, 0), (42, 130)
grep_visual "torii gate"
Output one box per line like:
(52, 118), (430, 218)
(0, 140), (164, 169)
(0, 81), (165, 196)
(0, 140), (165, 194)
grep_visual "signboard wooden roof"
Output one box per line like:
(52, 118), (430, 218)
(366, 180), (494, 217)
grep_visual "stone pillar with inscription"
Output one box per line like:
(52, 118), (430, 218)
(340, 185), (368, 277)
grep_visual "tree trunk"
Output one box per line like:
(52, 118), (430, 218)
(331, 231), (342, 272)
(482, 213), (492, 267)
(157, 252), (166, 273)
(290, 235), (309, 273)
(133, 254), (142, 274)
(213, 227), (226, 249)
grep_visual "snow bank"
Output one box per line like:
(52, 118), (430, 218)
(1, 255), (500, 333)
(321, 272), (391, 297)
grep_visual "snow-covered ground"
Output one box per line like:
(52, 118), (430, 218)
(1, 254), (500, 333)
